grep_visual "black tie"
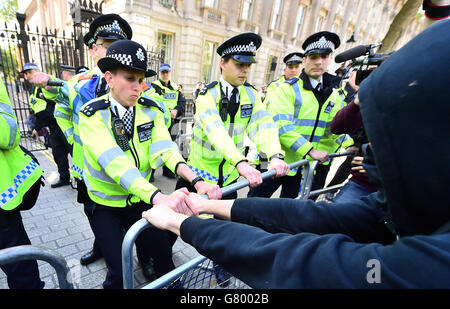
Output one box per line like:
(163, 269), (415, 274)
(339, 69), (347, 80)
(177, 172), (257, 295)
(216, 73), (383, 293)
(228, 87), (239, 122)
(123, 109), (133, 136)
(315, 82), (322, 92)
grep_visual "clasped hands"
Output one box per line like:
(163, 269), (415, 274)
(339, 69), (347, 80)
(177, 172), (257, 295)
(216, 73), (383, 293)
(143, 189), (215, 233)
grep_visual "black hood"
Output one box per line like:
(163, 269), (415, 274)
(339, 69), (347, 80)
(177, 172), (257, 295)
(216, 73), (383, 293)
(359, 19), (450, 237)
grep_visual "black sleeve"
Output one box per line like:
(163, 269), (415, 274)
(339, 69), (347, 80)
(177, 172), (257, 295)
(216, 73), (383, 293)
(230, 194), (394, 244)
(33, 102), (56, 131)
(175, 91), (186, 117)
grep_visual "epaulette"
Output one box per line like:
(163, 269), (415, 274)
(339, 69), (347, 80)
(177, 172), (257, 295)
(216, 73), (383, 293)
(150, 82), (164, 95)
(198, 81), (218, 96)
(80, 99), (110, 117)
(285, 77), (299, 85)
(138, 96), (164, 114)
(244, 81), (256, 90)
(78, 73), (94, 82)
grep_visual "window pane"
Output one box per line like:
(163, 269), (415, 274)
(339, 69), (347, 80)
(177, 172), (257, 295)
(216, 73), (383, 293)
(271, 0), (282, 30)
(205, 0), (219, 9)
(265, 55), (278, 84)
(202, 41), (216, 83)
(242, 0), (253, 20)
(157, 32), (173, 64)
(315, 17), (322, 32)
(293, 5), (305, 37)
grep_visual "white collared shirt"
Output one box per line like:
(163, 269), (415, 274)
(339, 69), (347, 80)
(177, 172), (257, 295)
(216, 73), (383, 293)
(309, 76), (323, 90)
(220, 77), (240, 101)
(109, 93), (133, 119)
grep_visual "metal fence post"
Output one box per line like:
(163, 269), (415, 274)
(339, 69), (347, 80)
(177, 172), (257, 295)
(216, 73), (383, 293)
(0, 245), (74, 289)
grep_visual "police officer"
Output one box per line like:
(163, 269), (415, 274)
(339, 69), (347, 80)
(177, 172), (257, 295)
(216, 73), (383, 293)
(265, 52), (303, 106)
(78, 40), (220, 289)
(0, 77), (45, 289)
(147, 63), (186, 178)
(256, 52), (303, 172)
(248, 31), (353, 198)
(176, 33), (290, 198)
(59, 64), (76, 81)
(21, 63), (72, 188)
(52, 14), (133, 268)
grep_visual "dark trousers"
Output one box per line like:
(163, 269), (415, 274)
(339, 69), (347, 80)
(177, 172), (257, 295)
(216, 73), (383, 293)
(49, 125), (72, 181)
(89, 202), (177, 289)
(76, 179), (102, 255)
(0, 211), (44, 289)
(247, 169), (303, 198)
(309, 164), (331, 200)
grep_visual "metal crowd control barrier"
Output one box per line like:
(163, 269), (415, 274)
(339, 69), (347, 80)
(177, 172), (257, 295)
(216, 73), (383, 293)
(174, 116), (195, 158)
(0, 245), (74, 289)
(297, 150), (356, 200)
(121, 159), (310, 289)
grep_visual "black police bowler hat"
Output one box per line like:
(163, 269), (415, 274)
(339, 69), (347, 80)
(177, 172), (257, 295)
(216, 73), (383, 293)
(83, 32), (95, 48)
(217, 32), (262, 64)
(283, 52), (304, 65)
(302, 31), (340, 55)
(89, 14), (132, 42)
(98, 40), (157, 77)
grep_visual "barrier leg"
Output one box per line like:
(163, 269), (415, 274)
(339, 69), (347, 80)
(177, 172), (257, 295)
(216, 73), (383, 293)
(0, 245), (74, 289)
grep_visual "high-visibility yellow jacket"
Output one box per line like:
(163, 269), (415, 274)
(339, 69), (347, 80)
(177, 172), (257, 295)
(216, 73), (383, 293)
(264, 75), (285, 106)
(79, 93), (185, 207)
(187, 81), (282, 186)
(148, 79), (186, 117)
(1, 79), (44, 211)
(268, 73), (353, 175)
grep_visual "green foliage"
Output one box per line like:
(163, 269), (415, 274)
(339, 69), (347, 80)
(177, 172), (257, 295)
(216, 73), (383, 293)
(0, 0), (18, 22)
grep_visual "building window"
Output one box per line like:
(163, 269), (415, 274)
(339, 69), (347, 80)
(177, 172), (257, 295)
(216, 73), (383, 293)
(242, 0), (254, 20)
(157, 32), (173, 64)
(331, 22), (339, 33)
(293, 5), (305, 38)
(314, 16), (323, 32)
(270, 0), (283, 30)
(264, 55), (278, 84)
(205, 0), (219, 9)
(202, 41), (217, 83)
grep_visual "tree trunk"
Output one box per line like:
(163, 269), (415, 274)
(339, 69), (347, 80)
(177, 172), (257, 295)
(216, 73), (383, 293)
(379, 0), (423, 53)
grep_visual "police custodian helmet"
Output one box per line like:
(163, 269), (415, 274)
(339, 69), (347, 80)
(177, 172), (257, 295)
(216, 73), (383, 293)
(302, 31), (340, 56)
(216, 32), (262, 64)
(89, 14), (133, 42)
(98, 40), (156, 77)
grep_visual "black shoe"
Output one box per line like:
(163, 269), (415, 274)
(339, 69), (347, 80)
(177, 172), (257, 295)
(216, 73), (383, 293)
(141, 260), (157, 282)
(51, 179), (70, 188)
(80, 249), (102, 265)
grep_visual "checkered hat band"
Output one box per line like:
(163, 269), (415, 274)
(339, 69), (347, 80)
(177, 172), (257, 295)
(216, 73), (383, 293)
(221, 44), (257, 57)
(94, 24), (128, 40)
(107, 54), (133, 66)
(305, 40), (335, 52)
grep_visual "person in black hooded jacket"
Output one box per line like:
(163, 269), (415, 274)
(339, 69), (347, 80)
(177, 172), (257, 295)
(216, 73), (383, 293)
(142, 20), (450, 288)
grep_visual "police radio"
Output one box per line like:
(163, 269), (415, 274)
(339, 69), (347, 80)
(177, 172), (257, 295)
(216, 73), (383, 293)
(112, 107), (130, 151)
(219, 86), (229, 122)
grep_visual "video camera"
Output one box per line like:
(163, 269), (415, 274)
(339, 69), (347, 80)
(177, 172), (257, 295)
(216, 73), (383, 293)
(335, 43), (393, 85)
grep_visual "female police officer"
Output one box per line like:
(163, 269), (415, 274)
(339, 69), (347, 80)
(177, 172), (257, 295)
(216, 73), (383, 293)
(78, 40), (220, 288)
